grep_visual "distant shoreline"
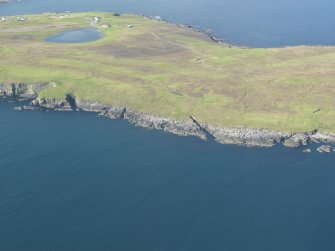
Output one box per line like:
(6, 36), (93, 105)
(0, 0), (13, 4)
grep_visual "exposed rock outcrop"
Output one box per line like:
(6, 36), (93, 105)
(32, 97), (72, 111)
(317, 145), (333, 153)
(0, 82), (56, 99)
(32, 96), (335, 149)
(31, 98), (206, 139)
(124, 110), (206, 139)
(0, 0), (13, 4)
(14, 105), (37, 111)
(202, 124), (289, 147)
(282, 134), (309, 148)
(1, 83), (334, 150)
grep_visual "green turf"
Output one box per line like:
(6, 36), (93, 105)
(1, 12), (335, 133)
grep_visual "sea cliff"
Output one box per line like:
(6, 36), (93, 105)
(1, 82), (334, 149)
(0, 82), (56, 99)
(2, 12), (335, 137)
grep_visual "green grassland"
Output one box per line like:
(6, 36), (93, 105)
(1, 12), (335, 132)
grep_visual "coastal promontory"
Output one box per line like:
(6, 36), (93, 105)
(1, 12), (335, 146)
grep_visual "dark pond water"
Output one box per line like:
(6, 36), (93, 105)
(45, 28), (101, 43)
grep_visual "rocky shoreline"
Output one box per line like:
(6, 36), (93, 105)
(144, 15), (231, 46)
(1, 82), (335, 152)
(0, 0), (13, 4)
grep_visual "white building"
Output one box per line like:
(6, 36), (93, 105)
(153, 16), (162, 21)
(17, 17), (27, 22)
(94, 16), (101, 22)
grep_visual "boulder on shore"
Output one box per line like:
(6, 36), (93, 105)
(282, 134), (309, 148)
(317, 145), (332, 153)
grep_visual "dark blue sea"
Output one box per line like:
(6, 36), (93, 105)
(1, 0), (335, 47)
(1, 1), (335, 250)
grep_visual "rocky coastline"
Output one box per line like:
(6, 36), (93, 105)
(144, 15), (231, 46)
(1, 82), (335, 152)
(0, 0), (13, 4)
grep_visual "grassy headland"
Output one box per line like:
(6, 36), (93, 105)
(1, 12), (335, 133)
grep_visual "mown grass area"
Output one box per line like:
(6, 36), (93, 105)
(1, 12), (335, 132)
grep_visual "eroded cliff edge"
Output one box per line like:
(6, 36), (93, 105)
(1, 82), (335, 149)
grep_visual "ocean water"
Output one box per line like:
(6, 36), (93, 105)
(1, 1), (335, 250)
(1, 0), (335, 47)
(45, 28), (102, 43)
(1, 100), (335, 251)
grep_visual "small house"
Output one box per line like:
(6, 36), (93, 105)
(17, 17), (27, 22)
(94, 16), (101, 22)
(154, 16), (162, 21)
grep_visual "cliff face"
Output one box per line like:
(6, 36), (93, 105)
(32, 96), (335, 147)
(0, 82), (56, 99)
(1, 83), (335, 148)
(203, 124), (290, 147)
(33, 98), (208, 140)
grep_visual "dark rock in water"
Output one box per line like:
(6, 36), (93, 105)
(282, 134), (309, 148)
(310, 132), (335, 144)
(98, 111), (108, 116)
(14, 105), (37, 111)
(310, 138), (320, 144)
(317, 145), (332, 153)
(23, 105), (37, 110)
(33, 97), (73, 111)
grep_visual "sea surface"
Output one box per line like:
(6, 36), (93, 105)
(1, 1), (335, 251)
(1, 0), (335, 47)
(1, 100), (335, 251)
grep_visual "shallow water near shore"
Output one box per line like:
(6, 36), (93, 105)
(45, 28), (101, 43)
(1, 99), (335, 251)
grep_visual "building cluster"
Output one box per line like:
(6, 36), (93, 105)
(89, 16), (102, 25)
(89, 15), (135, 29)
(1, 16), (27, 22)
(17, 16), (27, 22)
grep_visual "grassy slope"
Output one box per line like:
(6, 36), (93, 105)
(1, 12), (335, 132)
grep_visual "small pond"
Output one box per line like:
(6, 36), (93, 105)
(45, 27), (101, 43)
